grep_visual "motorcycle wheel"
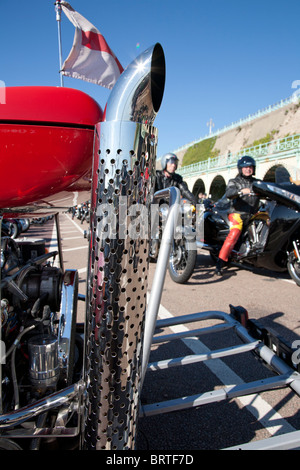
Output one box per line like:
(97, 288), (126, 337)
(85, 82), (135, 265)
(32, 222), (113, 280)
(168, 237), (197, 283)
(287, 251), (300, 286)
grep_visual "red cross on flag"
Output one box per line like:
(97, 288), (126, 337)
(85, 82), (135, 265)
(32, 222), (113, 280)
(60, 1), (124, 89)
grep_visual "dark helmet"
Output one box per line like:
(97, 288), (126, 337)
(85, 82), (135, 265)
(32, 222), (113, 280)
(237, 155), (256, 175)
(161, 153), (179, 171)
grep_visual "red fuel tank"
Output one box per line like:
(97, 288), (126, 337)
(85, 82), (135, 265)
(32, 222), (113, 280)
(0, 86), (103, 211)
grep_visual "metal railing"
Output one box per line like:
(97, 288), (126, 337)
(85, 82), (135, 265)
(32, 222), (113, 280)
(177, 134), (300, 178)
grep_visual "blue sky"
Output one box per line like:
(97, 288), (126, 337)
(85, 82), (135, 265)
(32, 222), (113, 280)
(1, 0), (300, 159)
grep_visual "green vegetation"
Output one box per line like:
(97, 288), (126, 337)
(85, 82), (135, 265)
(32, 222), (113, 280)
(182, 136), (219, 167)
(244, 129), (279, 148)
(181, 129), (299, 168)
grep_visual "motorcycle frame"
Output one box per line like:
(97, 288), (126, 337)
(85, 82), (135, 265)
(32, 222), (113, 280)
(258, 202), (300, 270)
(202, 194), (300, 273)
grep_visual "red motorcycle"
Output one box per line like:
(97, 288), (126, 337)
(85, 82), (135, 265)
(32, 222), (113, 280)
(0, 44), (165, 450)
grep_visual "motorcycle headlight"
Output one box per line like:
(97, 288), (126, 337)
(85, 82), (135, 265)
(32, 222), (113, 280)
(182, 203), (195, 214)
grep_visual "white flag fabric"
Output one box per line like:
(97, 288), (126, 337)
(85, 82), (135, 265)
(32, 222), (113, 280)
(60, 1), (123, 89)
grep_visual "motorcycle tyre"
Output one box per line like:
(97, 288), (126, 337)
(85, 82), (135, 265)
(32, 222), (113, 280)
(287, 252), (300, 286)
(168, 238), (197, 284)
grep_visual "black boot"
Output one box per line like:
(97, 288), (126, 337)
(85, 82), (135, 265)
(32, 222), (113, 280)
(215, 258), (224, 276)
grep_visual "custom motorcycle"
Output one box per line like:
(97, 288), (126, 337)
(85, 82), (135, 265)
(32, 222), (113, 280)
(0, 43), (166, 450)
(150, 198), (197, 284)
(200, 174), (300, 285)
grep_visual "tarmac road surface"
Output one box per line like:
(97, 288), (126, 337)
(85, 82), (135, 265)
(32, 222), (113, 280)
(26, 213), (300, 450)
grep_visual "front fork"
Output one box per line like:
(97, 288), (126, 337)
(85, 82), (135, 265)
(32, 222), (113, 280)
(291, 239), (300, 262)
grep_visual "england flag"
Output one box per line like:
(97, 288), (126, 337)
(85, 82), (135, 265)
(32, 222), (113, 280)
(60, 1), (124, 89)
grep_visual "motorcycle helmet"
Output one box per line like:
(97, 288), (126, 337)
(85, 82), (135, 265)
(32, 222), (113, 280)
(237, 155), (256, 175)
(161, 153), (179, 171)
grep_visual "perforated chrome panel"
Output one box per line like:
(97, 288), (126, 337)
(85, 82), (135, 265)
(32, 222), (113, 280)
(83, 122), (157, 449)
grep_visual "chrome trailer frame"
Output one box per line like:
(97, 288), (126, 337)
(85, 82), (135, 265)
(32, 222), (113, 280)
(139, 189), (300, 450)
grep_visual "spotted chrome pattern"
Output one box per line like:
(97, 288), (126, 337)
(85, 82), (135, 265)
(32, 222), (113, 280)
(83, 122), (157, 449)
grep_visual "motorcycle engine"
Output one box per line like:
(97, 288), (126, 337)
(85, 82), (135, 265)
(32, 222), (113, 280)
(1, 236), (78, 412)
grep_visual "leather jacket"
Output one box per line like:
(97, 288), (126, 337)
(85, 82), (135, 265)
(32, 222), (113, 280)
(155, 170), (197, 205)
(225, 174), (260, 216)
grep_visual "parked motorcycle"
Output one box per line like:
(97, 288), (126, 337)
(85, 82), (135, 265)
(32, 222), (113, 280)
(1, 218), (30, 239)
(31, 215), (54, 225)
(0, 43), (166, 450)
(200, 172), (300, 285)
(80, 202), (90, 224)
(150, 198), (197, 283)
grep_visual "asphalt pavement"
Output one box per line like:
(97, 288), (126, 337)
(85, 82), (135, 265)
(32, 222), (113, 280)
(26, 213), (300, 450)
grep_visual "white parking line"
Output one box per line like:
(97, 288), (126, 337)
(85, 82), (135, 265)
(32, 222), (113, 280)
(62, 236), (84, 240)
(282, 278), (296, 285)
(60, 230), (80, 234)
(64, 213), (86, 235)
(78, 267), (87, 274)
(63, 245), (88, 252)
(157, 303), (295, 438)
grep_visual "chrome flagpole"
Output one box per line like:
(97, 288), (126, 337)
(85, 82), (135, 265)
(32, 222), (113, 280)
(55, 0), (64, 87)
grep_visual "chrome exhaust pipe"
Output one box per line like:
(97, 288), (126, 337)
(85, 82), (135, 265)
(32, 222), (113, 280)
(105, 42), (165, 123)
(83, 44), (165, 450)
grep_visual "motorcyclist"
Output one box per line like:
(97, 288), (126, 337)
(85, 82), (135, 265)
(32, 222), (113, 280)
(215, 155), (260, 276)
(150, 153), (197, 261)
(155, 153), (197, 205)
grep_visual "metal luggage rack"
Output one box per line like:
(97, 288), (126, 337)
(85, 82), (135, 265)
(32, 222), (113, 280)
(140, 187), (300, 450)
